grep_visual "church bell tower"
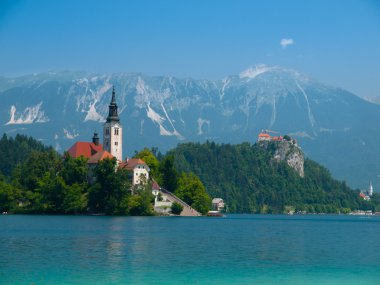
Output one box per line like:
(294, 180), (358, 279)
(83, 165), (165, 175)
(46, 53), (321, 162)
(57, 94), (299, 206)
(103, 87), (123, 162)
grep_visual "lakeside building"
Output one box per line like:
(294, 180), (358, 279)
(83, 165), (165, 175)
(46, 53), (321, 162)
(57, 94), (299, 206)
(212, 198), (225, 212)
(120, 158), (150, 186)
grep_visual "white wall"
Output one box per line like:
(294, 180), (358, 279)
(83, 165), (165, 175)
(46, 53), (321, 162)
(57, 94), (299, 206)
(133, 165), (149, 185)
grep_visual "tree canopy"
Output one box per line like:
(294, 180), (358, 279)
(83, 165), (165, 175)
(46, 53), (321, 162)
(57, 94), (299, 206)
(167, 141), (375, 214)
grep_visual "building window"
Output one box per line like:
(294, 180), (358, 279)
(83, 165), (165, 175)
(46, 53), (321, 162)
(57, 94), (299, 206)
(114, 128), (119, 135)
(106, 128), (110, 135)
(115, 142), (118, 146)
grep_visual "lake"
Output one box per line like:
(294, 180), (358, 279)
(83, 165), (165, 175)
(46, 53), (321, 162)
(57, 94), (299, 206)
(1, 214), (379, 285)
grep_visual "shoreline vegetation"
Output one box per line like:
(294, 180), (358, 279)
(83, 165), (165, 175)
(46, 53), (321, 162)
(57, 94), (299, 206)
(1, 134), (379, 216)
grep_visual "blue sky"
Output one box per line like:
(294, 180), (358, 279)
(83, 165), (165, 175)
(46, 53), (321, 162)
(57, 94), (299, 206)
(0, 0), (379, 97)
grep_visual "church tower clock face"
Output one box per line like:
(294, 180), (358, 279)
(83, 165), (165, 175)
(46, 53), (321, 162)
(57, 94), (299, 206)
(103, 87), (123, 162)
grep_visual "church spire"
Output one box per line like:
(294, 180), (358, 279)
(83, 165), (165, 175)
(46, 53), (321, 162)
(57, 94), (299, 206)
(111, 86), (116, 104)
(106, 86), (120, 123)
(369, 180), (373, 196)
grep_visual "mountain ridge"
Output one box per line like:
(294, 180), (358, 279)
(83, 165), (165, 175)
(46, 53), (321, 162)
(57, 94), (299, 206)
(0, 65), (379, 191)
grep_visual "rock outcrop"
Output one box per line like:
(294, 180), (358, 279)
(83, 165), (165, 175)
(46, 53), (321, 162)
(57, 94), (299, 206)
(258, 140), (305, 177)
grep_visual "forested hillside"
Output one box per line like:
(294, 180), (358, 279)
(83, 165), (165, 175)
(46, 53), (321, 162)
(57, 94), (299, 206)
(168, 141), (379, 213)
(0, 134), (210, 215)
(0, 134), (52, 177)
(1, 134), (379, 215)
(0, 135), (153, 215)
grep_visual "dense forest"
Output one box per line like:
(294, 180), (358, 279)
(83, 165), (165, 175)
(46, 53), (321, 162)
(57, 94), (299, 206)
(168, 141), (380, 213)
(0, 134), (210, 215)
(1, 134), (379, 215)
(0, 134), (53, 176)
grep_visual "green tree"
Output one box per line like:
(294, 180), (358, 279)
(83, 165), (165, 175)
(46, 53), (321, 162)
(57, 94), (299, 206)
(0, 180), (19, 212)
(60, 153), (89, 186)
(35, 172), (67, 213)
(12, 149), (60, 192)
(175, 172), (211, 215)
(0, 134), (53, 177)
(160, 155), (178, 192)
(127, 183), (154, 216)
(171, 202), (183, 215)
(134, 148), (160, 179)
(88, 158), (130, 215)
(283, 135), (291, 141)
(62, 183), (88, 214)
(11, 149), (61, 213)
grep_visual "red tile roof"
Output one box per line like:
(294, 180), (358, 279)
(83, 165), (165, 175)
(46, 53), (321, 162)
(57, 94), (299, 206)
(88, 150), (114, 164)
(120, 158), (148, 170)
(67, 142), (103, 159)
(272, 136), (283, 141)
(152, 181), (160, 190)
(258, 133), (271, 138)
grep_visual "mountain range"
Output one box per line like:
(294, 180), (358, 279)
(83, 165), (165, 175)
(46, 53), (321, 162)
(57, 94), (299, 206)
(0, 65), (379, 191)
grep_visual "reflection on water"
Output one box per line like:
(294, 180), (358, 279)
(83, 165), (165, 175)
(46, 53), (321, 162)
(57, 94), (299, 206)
(1, 215), (380, 285)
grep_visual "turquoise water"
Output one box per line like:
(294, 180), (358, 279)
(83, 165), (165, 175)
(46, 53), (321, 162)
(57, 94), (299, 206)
(1, 215), (380, 285)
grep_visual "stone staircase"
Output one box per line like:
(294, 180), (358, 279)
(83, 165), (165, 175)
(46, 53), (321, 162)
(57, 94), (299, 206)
(158, 188), (202, 216)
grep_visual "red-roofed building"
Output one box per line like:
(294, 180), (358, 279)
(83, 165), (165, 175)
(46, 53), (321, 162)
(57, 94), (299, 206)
(258, 133), (271, 141)
(67, 141), (103, 159)
(67, 132), (116, 184)
(88, 150), (114, 165)
(272, 136), (284, 141)
(120, 158), (150, 185)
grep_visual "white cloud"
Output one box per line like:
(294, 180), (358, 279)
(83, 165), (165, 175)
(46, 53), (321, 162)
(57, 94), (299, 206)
(280, 38), (294, 48)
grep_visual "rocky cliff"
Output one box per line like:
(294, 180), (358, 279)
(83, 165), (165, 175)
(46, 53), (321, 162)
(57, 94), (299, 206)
(258, 140), (304, 177)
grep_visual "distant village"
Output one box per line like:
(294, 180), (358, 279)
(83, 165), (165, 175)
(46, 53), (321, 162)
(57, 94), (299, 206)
(66, 88), (225, 216)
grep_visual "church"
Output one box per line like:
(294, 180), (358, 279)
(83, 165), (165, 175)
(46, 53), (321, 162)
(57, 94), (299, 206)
(67, 87), (149, 185)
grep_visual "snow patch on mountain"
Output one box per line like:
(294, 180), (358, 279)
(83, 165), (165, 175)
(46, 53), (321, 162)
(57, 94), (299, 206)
(135, 76), (171, 107)
(295, 82), (316, 130)
(239, 64), (273, 80)
(197, 118), (210, 135)
(140, 119), (144, 135)
(72, 76), (111, 121)
(159, 125), (173, 136)
(63, 128), (79, 140)
(5, 102), (49, 125)
(84, 102), (104, 122)
(220, 77), (230, 100)
(145, 102), (184, 139)
(146, 103), (164, 125)
(146, 103), (172, 136)
(269, 97), (277, 128)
